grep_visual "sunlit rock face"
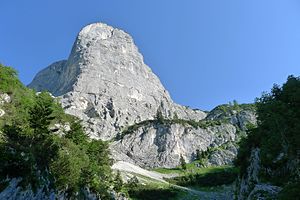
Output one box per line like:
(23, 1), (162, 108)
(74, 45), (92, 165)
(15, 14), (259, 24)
(111, 122), (238, 168)
(29, 23), (206, 140)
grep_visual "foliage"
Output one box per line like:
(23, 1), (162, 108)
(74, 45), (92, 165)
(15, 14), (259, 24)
(235, 75), (300, 186)
(216, 103), (256, 114)
(65, 120), (88, 146)
(0, 65), (116, 198)
(50, 138), (89, 195)
(113, 170), (123, 193)
(0, 64), (23, 94)
(127, 176), (139, 189)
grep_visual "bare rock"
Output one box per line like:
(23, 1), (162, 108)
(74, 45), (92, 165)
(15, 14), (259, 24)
(29, 23), (206, 140)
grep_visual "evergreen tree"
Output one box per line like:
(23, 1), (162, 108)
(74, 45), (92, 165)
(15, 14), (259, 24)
(65, 120), (88, 146)
(29, 92), (55, 137)
(235, 75), (300, 198)
(180, 155), (187, 170)
(127, 176), (139, 189)
(114, 170), (123, 193)
(195, 149), (202, 161)
(155, 109), (164, 123)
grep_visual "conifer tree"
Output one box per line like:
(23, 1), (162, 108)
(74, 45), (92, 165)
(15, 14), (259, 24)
(180, 154), (187, 170)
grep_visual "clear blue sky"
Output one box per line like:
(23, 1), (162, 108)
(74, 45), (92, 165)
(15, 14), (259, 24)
(1, 0), (300, 110)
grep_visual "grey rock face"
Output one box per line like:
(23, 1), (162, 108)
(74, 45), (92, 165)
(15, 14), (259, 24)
(28, 61), (67, 94)
(0, 93), (11, 117)
(0, 93), (11, 105)
(247, 184), (282, 200)
(235, 148), (282, 200)
(29, 23), (206, 140)
(111, 122), (237, 168)
(206, 104), (256, 130)
(0, 178), (125, 200)
(0, 109), (5, 117)
(111, 105), (256, 168)
(0, 178), (56, 200)
(236, 148), (261, 200)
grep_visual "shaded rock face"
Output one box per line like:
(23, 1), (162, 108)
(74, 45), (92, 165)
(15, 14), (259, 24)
(236, 148), (282, 200)
(29, 23), (206, 140)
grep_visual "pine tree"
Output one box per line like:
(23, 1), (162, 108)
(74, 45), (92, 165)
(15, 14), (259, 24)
(155, 109), (164, 123)
(114, 170), (123, 192)
(65, 120), (88, 146)
(196, 149), (201, 160)
(180, 154), (187, 170)
(29, 92), (55, 138)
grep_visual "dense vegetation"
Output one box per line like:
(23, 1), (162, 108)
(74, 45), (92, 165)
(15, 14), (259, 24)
(235, 75), (300, 199)
(0, 64), (119, 199)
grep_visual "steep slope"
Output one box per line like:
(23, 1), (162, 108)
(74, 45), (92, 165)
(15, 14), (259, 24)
(29, 23), (206, 140)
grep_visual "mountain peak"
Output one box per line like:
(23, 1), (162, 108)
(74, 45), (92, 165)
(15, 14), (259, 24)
(29, 22), (206, 140)
(78, 22), (115, 39)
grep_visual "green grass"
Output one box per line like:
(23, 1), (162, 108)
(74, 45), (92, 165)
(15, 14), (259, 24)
(153, 161), (234, 176)
(152, 167), (182, 174)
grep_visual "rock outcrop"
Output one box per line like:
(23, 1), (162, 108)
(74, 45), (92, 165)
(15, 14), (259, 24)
(235, 148), (282, 200)
(0, 93), (11, 117)
(111, 105), (256, 168)
(111, 122), (237, 168)
(29, 23), (206, 140)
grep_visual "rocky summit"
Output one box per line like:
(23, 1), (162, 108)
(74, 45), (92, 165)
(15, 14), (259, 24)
(29, 22), (256, 169)
(29, 23), (206, 141)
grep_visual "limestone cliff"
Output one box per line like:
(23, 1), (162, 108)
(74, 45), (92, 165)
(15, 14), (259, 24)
(29, 23), (206, 141)
(111, 105), (256, 168)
